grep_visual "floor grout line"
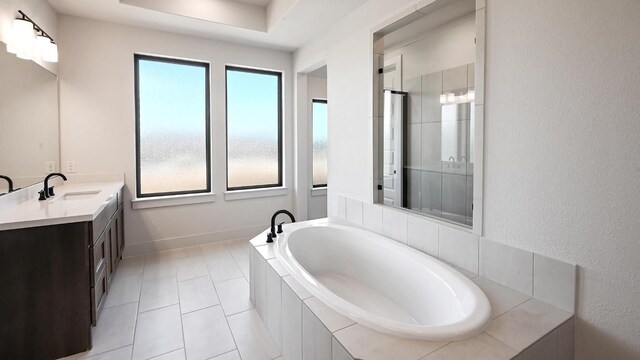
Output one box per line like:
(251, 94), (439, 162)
(79, 240), (254, 360)
(202, 244), (241, 360)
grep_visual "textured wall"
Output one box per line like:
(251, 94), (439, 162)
(294, 0), (640, 358)
(483, 1), (640, 358)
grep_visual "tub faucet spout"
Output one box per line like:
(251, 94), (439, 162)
(267, 209), (296, 243)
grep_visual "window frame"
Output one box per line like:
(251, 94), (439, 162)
(311, 98), (328, 188)
(134, 54), (212, 199)
(224, 65), (283, 191)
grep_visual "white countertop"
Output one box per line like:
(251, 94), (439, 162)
(0, 181), (125, 231)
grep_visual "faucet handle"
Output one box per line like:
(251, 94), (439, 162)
(277, 222), (285, 234)
(38, 190), (46, 201)
(266, 232), (274, 243)
(48, 186), (55, 196)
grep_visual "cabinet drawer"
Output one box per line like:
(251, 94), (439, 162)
(92, 193), (118, 244)
(91, 232), (106, 286)
(91, 265), (107, 326)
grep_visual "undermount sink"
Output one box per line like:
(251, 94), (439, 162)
(54, 190), (101, 201)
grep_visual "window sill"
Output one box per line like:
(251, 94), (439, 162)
(224, 187), (288, 201)
(311, 187), (327, 197)
(131, 192), (216, 210)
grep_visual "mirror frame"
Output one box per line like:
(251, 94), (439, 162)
(370, 0), (486, 236)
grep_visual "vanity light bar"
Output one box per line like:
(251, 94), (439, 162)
(5, 10), (58, 63)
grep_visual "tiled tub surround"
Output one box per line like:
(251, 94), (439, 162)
(274, 223), (492, 341)
(251, 216), (576, 359)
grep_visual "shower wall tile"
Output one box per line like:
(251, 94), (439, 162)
(421, 71), (442, 123)
(407, 214), (439, 257)
(405, 169), (422, 211)
(441, 173), (467, 220)
(407, 124), (422, 168)
(382, 206), (408, 244)
(480, 238), (533, 296)
(421, 122), (441, 172)
(438, 225), (479, 274)
(405, 75), (422, 124)
(421, 171), (442, 217)
(443, 64), (468, 92)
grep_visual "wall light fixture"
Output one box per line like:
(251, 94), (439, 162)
(5, 10), (57, 63)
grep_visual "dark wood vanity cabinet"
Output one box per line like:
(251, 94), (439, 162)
(90, 195), (125, 325)
(0, 189), (125, 360)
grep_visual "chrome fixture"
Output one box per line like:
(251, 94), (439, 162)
(267, 209), (296, 243)
(39, 172), (67, 200)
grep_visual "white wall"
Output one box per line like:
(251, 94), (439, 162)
(306, 75), (327, 219)
(293, 0), (640, 358)
(0, 0), (58, 74)
(58, 15), (295, 253)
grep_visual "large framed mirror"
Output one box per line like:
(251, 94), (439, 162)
(0, 49), (59, 195)
(373, 0), (485, 234)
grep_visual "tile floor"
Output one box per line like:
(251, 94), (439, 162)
(60, 239), (282, 360)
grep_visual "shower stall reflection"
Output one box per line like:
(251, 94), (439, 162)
(382, 64), (475, 227)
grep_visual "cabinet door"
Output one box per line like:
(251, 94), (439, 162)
(108, 220), (117, 278)
(117, 206), (125, 255)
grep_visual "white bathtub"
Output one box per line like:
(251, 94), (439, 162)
(274, 223), (491, 341)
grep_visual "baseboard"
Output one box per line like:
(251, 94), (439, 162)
(124, 223), (269, 257)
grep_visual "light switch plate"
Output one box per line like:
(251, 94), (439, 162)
(65, 161), (76, 173)
(46, 161), (56, 172)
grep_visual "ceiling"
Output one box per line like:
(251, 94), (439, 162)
(47, 0), (367, 51)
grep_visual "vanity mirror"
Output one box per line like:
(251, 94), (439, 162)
(0, 48), (59, 194)
(373, 0), (485, 233)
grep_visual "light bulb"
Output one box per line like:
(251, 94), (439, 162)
(13, 18), (36, 60)
(42, 40), (58, 62)
(36, 35), (50, 60)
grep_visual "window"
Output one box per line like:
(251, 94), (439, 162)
(312, 99), (328, 187)
(134, 55), (211, 198)
(225, 66), (282, 190)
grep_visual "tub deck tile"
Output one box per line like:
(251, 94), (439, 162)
(304, 297), (355, 333)
(333, 324), (448, 360)
(484, 298), (572, 351)
(420, 333), (517, 360)
(473, 277), (531, 318)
